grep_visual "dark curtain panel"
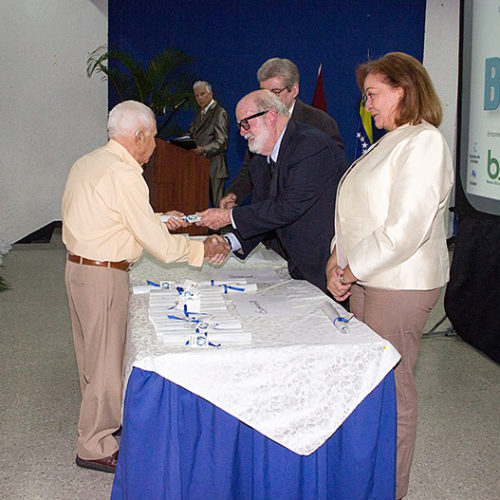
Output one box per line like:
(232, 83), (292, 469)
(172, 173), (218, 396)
(445, 215), (500, 364)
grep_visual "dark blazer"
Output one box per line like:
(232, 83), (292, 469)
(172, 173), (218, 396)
(232, 120), (347, 294)
(188, 101), (229, 179)
(226, 98), (344, 203)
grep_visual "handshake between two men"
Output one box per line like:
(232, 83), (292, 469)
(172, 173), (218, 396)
(165, 88), (347, 295)
(162, 209), (231, 266)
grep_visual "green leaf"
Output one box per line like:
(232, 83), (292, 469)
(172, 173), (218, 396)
(86, 45), (198, 126)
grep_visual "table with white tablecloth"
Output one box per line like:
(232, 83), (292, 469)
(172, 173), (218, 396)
(111, 244), (400, 500)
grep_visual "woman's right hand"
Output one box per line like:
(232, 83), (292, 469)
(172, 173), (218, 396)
(326, 250), (352, 301)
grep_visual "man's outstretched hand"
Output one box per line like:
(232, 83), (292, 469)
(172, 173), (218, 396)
(196, 208), (232, 231)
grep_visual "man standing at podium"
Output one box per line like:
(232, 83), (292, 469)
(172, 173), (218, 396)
(188, 80), (229, 208)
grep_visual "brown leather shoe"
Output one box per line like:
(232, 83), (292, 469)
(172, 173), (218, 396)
(75, 451), (118, 473)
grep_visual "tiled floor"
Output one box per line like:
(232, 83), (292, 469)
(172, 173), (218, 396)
(0, 240), (498, 499)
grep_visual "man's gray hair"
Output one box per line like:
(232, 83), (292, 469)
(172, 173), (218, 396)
(193, 80), (212, 93)
(257, 58), (300, 89)
(253, 90), (290, 117)
(108, 100), (156, 138)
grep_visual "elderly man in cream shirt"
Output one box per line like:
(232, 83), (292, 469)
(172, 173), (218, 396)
(62, 100), (229, 473)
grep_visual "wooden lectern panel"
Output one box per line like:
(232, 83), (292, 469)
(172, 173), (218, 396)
(144, 139), (210, 236)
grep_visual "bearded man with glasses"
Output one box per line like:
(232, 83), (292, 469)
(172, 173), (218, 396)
(220, 57), (344, 210)
(196, 90), (347, 295)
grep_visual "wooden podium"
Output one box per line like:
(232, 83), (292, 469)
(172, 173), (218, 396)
(144, 139), (209, 236)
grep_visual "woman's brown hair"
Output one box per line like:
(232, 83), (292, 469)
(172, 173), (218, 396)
(355, 52), (442, 127)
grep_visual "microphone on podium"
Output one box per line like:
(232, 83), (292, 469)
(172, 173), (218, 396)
(173, 97), (189, 110)
(158, 97), (190, 137)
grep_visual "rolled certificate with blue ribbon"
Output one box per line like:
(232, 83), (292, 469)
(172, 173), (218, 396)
(218, 283), (257, 293)
(320, 302), (353, 334)
(185, 333), (221, 348)
(199, 279), (248, 286)
(158, 214), (201, 223)
(132, 282), (160, 294)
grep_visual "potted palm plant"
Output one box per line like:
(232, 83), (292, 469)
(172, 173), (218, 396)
(86, 45), (198, 138)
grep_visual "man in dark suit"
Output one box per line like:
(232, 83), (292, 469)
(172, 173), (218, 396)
(188, 81), (229, 207)
(219, 58), (343, 210)
(197, 90), (347, 294)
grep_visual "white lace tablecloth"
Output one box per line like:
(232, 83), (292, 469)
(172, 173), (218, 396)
(126, 244), (400, 456)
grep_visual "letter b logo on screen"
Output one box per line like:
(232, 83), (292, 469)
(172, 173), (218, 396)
(487, 150), (499, 180)
(484, 57), (500, 110)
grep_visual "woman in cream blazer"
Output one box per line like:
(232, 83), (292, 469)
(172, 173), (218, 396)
(326, 52), (454, 500)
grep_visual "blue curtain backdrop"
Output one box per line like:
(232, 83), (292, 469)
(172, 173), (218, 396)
(108, 0), (426, 185)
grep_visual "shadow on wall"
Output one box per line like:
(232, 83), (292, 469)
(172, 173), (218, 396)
(15, 221), (62, 244)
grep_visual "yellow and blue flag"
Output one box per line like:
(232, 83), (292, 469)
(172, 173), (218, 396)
(353, 100), (373, 160)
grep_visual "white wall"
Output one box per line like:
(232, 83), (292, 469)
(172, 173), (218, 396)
(424, 0), (460, 233)
(424, 0), (460, 156)
(0, 0), (108, 244)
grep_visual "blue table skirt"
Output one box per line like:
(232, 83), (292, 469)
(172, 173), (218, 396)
(111, 368), (396, 500)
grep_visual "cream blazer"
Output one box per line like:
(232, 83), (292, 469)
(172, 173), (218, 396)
(333, 121), (454, 290)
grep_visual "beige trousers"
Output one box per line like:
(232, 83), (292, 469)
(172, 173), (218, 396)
(65, 260), (129, 459)
(350, 284), (441, 499)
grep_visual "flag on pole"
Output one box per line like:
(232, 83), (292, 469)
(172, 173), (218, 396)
(312, 63), (327, 112)
(353, 99), (373, 160)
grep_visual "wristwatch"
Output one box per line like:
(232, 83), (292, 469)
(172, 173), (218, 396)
(223, 235), (232, 248)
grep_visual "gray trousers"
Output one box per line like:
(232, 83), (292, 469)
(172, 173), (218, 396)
(210, 175), (226, 208)
(351, 284), (441, 499)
